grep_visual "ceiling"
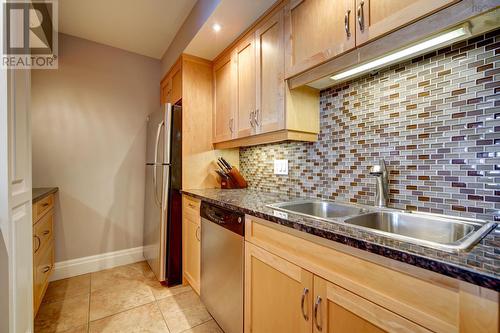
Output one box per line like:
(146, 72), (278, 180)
(58, 0), (197, 59)
(185, 0), (277, 60)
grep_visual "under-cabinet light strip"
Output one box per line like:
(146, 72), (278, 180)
(330, 26), (469, 81)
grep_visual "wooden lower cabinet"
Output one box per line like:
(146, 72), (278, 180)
(32, 193), (56, 315)
(245, 243), (312, 333)
(245, 215), (499, 333)
(313, 276), (430, 333)
(182, 195), (201, 294)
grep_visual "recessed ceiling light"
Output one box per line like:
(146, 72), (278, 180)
(212, 23), (221, 32)
(330, 25), (469, 81)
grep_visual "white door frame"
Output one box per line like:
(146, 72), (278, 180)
(0, 2), (34, 332)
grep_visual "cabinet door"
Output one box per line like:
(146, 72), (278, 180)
(213, 54), (235, 143)
(170, 61), (182, 104)
(245, 242), (313, 333)
(284, 0), (356, 78)
(183, 218), (200, 294)
(312, 276), (431, 333)
(235, 34), (256, 138)
(355, 0), (459, 45)
(161, 78), (172, 104)
(255, 9), (285, 134)
(33, 243), (54, 314)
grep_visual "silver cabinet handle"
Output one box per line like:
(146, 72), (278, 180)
(195, 226), (201, 242)
(255, 109), (260, 127)
(301, 288), (309, 321)
(229, 118), (234, 133)
(249, 110), (255, 128)
(345, 9), (351, 37)
(357, 0), (364, 31)
(314, 296), (322, 331)
(33, 235), (41, 253)
(42, 265), (51, 273)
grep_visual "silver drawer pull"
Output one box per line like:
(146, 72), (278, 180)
(345, 9), (351, 37)
(33, 235), (41, 253)
(301, 287), (309, 320)
(195, 226), (201, 242)
(42, 265), (51, 273)
(314, 296), (322, 331)
(357, 0), (365, 31)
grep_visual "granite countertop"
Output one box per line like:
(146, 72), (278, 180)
(183, 188), (500, 292)
(33, 187), (58, 203)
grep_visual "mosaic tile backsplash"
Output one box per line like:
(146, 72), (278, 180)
(240, 30), (500, 222)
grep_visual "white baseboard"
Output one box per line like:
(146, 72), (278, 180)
(50, 246), (145, 281)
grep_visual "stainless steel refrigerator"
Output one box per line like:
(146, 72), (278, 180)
(143, 103), (182, 284)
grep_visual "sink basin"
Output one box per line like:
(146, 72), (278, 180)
(344, 211), (497, 251)
(267, 200), (366, 219)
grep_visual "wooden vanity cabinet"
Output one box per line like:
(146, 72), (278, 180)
(182, 195), (201, 294)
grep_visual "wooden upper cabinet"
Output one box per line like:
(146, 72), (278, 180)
(284, 0), (356, 78)
(245, 243), (313, 333)
(312, 276), (431, 333)
(170, 61), (182, 104)
(355, 0), (459, 45)
(235, 34), (256, 139)
(255, 9), (285, 134)
(213, 53), (235, 143)
(161, 59), (182, 105)
(161, 78), (171, 104)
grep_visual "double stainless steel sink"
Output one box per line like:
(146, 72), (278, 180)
(267, 200), (497, 252)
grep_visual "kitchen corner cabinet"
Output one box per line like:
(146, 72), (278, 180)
(354, 0), (459, 46)
(32, 193), (55, 315)
(213, 7), (319, 149)
(284, 0), (356, 78)
(245, 215), (499, 333)
(182, 195), (201, 294)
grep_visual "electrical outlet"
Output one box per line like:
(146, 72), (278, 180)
(274, 159), (288, 175)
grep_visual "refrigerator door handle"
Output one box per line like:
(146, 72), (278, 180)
(153, 120), (164, 206)
(164, 103), (172, 164)
(162, 165), (170, 214)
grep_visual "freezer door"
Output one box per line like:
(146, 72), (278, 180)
(143, 164), (170, 281)
(146, 103), (172, 164)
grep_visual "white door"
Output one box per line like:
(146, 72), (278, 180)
(0, 64), (34, 333)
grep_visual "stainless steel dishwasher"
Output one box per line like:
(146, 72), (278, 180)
(200, 202), (244, 333)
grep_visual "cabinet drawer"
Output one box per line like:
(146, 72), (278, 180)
(183, 196), (201, 223)
(33, 194), (54, 223)
(33, 211), (53, 256)
(33, 243), (54, 314)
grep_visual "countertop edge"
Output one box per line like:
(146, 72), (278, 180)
(32, 187), (59, 203)
(182, 190), (500, 292)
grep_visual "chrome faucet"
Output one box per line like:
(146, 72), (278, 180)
(369, 159), (389, 207)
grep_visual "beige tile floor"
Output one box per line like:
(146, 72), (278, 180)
(35, 261), (223, 333)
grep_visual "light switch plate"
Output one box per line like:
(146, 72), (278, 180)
(274, 159), (288, 175)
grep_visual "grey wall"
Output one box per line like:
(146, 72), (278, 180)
(32, 34), (161, 262)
